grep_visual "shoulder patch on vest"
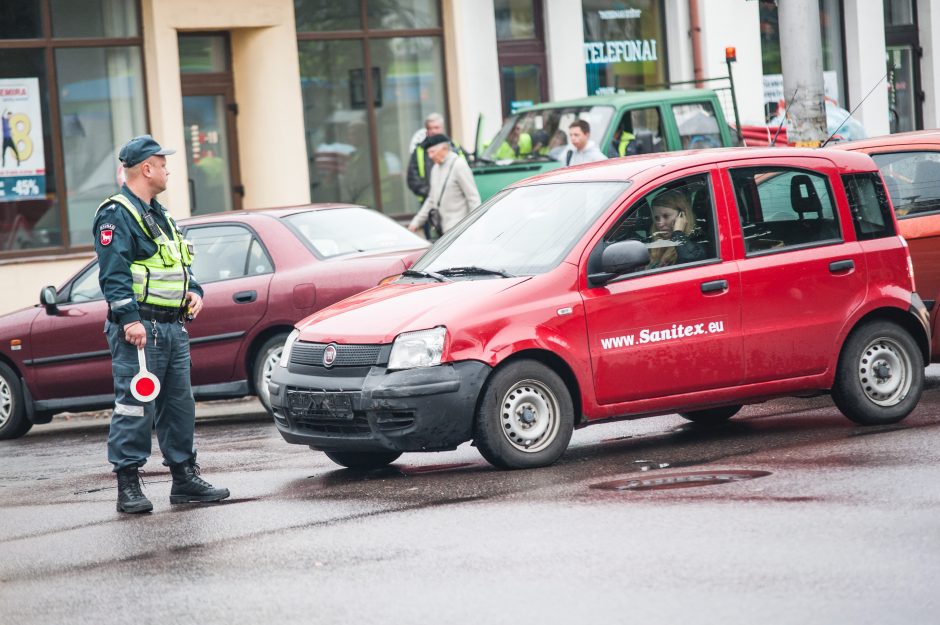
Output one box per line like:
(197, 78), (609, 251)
(100, 229), (114, 246)
(99, 222), (117, 231)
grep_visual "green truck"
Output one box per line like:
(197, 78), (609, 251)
(472, 88), (738, 201)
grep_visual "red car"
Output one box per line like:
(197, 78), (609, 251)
(0, 204), (429, 439)
(270, 148), (931, 470)
(832, 131), (940, 355)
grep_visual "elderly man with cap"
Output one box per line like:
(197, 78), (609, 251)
(408, 133), (480, 236)
(94, 135), (229, 514)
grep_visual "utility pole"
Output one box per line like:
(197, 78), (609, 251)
(778, 0), (828, 146)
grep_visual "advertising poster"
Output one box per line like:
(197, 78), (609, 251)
(0, 77), (46, 202)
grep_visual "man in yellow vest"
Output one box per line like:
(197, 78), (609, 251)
(94, 135), (229, 514)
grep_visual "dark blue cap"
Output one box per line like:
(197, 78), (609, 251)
(119, 135), (176, 167)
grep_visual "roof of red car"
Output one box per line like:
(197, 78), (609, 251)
(513, 147), (878, 188)
(832, 129), (940, 151)
(180, 203), (364, 226)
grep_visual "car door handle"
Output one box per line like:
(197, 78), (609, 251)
(700, 279), (728, 294)
(829, 259), (854, 273)
(233, 290), (257, 304)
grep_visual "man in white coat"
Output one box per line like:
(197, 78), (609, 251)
(408, 134), (481, 236)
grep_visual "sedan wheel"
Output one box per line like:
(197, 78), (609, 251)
(253, 333), (289, 413)
(0, 362), (32, 440)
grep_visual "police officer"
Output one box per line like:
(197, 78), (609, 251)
(94, 135), (229, 514)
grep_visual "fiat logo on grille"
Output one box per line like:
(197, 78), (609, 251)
(323, 344), (338, 368)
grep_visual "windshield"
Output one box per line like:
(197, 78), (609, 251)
(480, 105), (616, 163)
(411, 181), (629, 277)
(283, 207), (428, 258)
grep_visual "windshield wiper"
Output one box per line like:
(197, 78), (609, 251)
(436, 266), (515, 278)
(401, 269), (448, 282)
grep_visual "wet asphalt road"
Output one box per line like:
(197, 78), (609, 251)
(2, 372), (940, 624)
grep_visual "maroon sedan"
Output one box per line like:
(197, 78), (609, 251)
(0, 204), (429, 439)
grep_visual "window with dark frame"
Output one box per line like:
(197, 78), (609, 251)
(0, 0), (146, 260)
(295, 0), (448, 219)
(494, 0), (548, 117)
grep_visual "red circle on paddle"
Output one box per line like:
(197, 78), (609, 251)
(134, 377), (156, 397)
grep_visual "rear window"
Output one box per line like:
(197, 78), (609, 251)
(283, 207), (427, 259)
(673, 102), (723, 150)
(842, 173), (896, 240)
(729, 167), (841, 254)
(870, 151), (940, 218)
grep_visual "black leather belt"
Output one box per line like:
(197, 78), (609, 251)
(135, 303), (183, 323)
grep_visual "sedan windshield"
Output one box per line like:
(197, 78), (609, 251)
(411, 181), (629, 277)
(480, 105), (616, 163)
(284, 207), (428, 258)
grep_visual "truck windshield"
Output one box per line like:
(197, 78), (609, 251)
(411, 181), (629, 277)
(479, 105), (616, 163)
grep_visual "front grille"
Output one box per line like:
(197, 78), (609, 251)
(292, 412), (371, 435)
(290, 342), (384, 367)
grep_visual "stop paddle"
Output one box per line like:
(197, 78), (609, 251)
(130, 348), (160, 403)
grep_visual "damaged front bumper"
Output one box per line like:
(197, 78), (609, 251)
(268, 360), (492, 453)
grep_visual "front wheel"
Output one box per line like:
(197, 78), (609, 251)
(474, 360), (574, 470)
(253, 333), (289, 414)
(679, 405), (742, 425)
(323, 451), (402, 470)
(0, 362), (32, 440)
(832, 320), (923, 425)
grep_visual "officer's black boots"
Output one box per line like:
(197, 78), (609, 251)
(116, 466), (153, 514)
(169, 460), (230, 504)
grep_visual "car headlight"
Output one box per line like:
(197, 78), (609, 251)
(278, 329), (301, 368)
(387, 327), (446, 371)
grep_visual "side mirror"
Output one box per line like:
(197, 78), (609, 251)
(588, 240), (650, 286)
(39, 286), (59, 315)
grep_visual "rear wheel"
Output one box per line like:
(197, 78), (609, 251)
(832, 320), (923, 425)
(679, 405), (742, 425)
(323, 451), (402, 470)
(474, 359), (574, 470)
(0, 362), (32, 440)
(253, 333), (289, 414)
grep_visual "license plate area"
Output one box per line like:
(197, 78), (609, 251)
(287, 390), (354, 420)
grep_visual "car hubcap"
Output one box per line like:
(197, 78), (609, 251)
(258, 346), (282, 405)
(0, 377), (12, 427)
(857, 337), (912, 407)
(499, 379), (560, 453)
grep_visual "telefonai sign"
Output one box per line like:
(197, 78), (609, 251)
(584, 40), (658, 65)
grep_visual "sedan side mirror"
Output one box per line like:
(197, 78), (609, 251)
(588, 240), (650, 286)
(39, 286), (59, 315)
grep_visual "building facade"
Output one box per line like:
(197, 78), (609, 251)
(0, 0), (937, 314)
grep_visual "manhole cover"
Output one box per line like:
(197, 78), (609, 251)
(591, 469), (771, 492)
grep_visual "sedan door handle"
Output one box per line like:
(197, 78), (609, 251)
(700, 279), (728, 294)
(829, 259), (854, 273)
(233, 290), (257, 304)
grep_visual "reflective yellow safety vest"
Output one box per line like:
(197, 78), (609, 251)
(96, 194), (194, 309)
(494, 133), (532, 160)
(618, 131), (636, 157)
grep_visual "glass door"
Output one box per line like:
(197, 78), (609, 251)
(884, 0), (922, 132)
(179, 34), (242, 214)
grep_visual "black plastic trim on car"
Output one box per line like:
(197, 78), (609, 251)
(189, 331), (246, 345)
(23, 349), (111, 366)
(29, 380), (251, 415)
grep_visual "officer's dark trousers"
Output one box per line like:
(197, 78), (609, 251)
(104, 319), (196, 472)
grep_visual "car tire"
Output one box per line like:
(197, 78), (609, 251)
(253, 333), (289, 414)
(678, 405), (742, 425)
(323, 451), (402, 470)
(474, 359), (574, 470)
(0, 362), (32, 440)
(832, 320), (924, 426)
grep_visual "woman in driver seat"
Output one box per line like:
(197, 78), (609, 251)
(647, 190), (706, 268)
